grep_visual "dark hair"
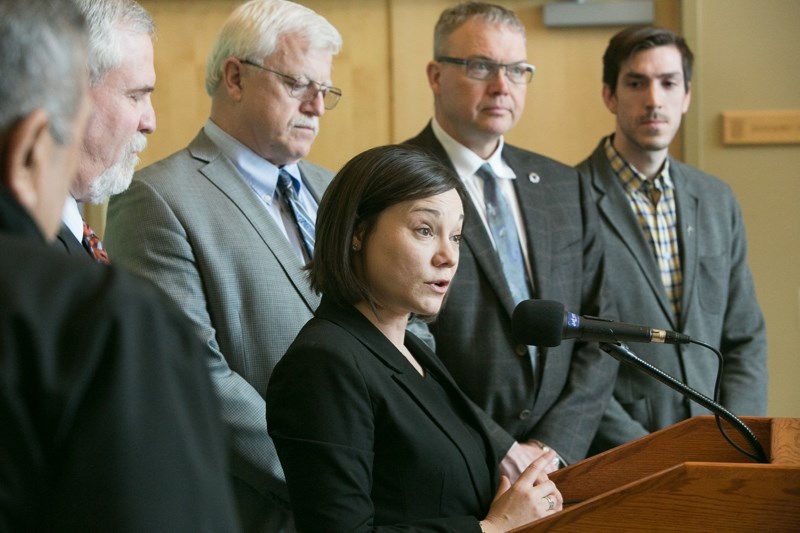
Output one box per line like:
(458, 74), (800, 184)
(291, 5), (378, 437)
(311, 144), (465, 310)
(603, 26), (694, 95)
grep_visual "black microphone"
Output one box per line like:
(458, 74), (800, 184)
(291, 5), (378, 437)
(512, 300), (767, 464)
(511, 299), (691, 347)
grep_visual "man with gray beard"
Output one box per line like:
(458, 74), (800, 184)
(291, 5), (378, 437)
(105, 1), (342, 531)
(56, 0), (156, 263)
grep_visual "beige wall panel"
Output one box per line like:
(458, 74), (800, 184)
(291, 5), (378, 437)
(388, 0), (450, 142)
(138, 1), (234, 167)
(683, 0), (800, 418)
(516, 7), (618, 165)
(299, 0), (391, 171)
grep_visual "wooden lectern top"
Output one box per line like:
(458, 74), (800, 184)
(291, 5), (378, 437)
(512, 417), (800, 532)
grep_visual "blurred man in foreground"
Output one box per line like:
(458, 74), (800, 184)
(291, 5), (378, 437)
(0, 1), (238, 530)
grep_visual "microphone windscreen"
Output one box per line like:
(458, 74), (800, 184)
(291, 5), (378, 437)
(511, 299), (565, 347)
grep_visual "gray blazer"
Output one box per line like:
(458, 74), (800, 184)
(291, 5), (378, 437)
(105, 129), (332, 532)
(405, 124), (617, 465)
(577, 138), (768, 454)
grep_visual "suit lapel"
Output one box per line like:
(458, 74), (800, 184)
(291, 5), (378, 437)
(589, 146), (676, 326)
(188, 131), (320, 310)
(502, 147), (551, 302)
(407, 125), (520, 316)
(56, 223), (92, 260)
(461, 196), (518, 314)
(671, 162), (699, 331)
(316, 298), (491, 503)
(395, 335), (492, 503)
(298, 160), (329, 202)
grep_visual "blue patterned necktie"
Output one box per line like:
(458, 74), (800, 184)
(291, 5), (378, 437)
(277, 169), (315, 260)
(476, 164), (531, 304)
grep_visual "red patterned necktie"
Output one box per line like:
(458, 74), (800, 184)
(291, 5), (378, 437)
(82, 222), (110, 264)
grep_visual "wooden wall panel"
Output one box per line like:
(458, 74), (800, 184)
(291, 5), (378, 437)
(138, 1), (235, 166)
(136, 0), (679, 172)
(683, 0), (800, 418)
(300, 0), (391, 171)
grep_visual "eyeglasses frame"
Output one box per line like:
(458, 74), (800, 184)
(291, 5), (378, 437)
(436, 56), (536, 85)
(238, 59), (342, 110)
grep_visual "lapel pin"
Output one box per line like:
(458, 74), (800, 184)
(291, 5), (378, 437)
(528, 172), (540, 184)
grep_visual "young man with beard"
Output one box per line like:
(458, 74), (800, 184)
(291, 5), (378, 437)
(577, 26), (767, 454)
(56, 0), (156, 263)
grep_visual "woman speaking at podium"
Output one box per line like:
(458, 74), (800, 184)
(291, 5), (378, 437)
(267, 145), (561, 532)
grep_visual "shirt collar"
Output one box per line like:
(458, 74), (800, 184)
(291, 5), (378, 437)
(203, 119), (302, 203)
(431, 118), (516, 180)
(61, 196), (83, 240)
(604, 135), (674, 195)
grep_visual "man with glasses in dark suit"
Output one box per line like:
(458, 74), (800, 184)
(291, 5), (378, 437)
(405, 1), (617, 476)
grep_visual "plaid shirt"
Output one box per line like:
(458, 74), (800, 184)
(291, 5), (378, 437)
(605, 137), (682, 319)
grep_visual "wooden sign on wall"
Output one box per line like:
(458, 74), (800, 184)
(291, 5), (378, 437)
(722, 110), (800, 145)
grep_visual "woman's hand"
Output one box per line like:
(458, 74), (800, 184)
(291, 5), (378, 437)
(480, 450), (563, 533)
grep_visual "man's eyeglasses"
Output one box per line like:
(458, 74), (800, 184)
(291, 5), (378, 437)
(239, 59), (342, 110)
(437, 56), (536, 85)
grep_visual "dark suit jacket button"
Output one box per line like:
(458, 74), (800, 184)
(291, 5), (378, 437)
(515, 344), (527, 356)
(519, 409), (531, 420)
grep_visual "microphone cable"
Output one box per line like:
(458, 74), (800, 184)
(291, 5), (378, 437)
(600, 340), (767, 464)
(692, 337), (766, 463)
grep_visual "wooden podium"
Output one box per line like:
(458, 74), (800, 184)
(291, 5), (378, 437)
(513, 417), (800, 532)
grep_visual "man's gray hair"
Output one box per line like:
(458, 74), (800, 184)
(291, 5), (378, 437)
(0, 0), (87, 145)
(433, 2), (526, 57)
(205, 0), (342, 96)
(75, 0), (155, 87)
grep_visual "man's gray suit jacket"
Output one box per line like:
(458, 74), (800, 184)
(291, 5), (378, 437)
(405, 123), (617, 465)
(105, 129), (332, 532)
(577, 138), (768, 454)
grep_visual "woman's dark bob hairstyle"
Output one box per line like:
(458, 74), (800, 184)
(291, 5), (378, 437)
(310, 144), (465, 308)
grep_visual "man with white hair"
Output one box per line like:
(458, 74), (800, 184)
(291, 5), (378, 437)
(56, 0), (156, 263)
(106, 1), (342, 531)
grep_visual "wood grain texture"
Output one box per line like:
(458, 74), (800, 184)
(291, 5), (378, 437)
(513, 417), (800, 532)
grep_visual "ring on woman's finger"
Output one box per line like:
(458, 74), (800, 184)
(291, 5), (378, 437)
(543, 494), (555, 511)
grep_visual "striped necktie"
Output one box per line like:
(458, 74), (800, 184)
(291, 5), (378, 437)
(476, 164), (530, 304)
(277, 169), (315, 260)
(82, 222), (110, 264)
